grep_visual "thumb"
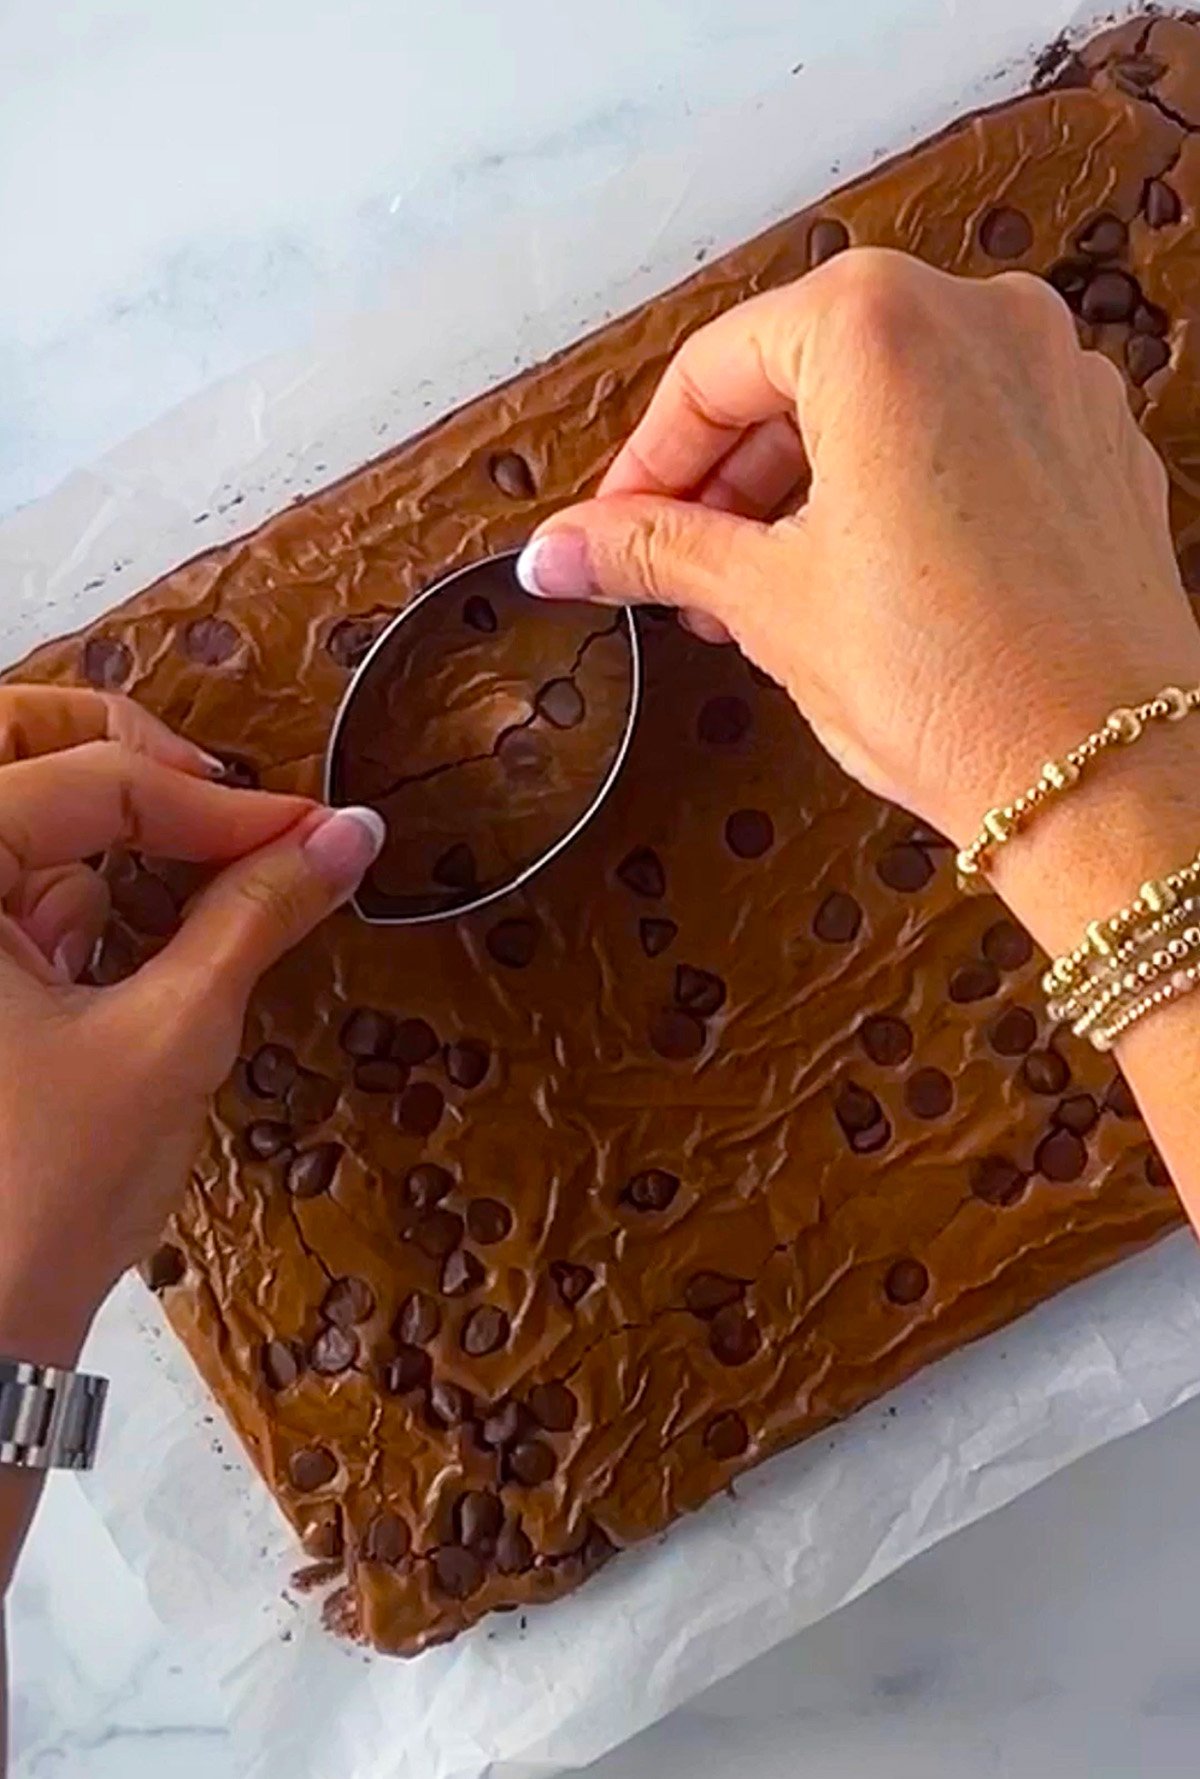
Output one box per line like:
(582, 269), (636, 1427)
(515, 495), (789, 632)
(136, 804), (384, 1029)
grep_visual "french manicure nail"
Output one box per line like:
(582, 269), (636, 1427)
(515, 529), (594, 599)
(302, 806), (387, 889)
(53, 931), (90, 984)
(199, 750), (229, 779)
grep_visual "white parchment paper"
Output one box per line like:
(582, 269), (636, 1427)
(5, 5), (1195, 1777)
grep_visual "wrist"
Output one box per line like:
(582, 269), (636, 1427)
(0, 1243), (101, 1370)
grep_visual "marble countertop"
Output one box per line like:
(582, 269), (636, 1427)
(6, 1), (1200, 1774)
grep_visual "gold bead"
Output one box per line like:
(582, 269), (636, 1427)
(1042, 759), (1080, 791)
(1106, 707), (1143, 744)
(1086, 919), (1113, 958)
(983, 807), (1014, 844)
(955, 849), (978, 877)
(1140, 879), (1177, 915)
(1161, 685), (1190, 721)
(1052, 956), (1076, 986)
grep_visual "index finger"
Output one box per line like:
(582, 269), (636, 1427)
(0, 741), (313, 895)
(0, 684), (221, 778)
(598, 281), (817, 500)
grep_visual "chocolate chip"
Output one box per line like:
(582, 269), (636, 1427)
(877, 844), (934, 892)
(1054, 1093), (1098, 1136)
(972, 1156), (1027, 1207)
(404, 1163), (454, 1210)
(489, 450), (536, 499)
(709, 1306), (761, 1366)
(949, 961), (1000, 1002)
(673, 964), (726, 1017)
(462, 594), (497, 633)
(982, 920), (1033, 970)
(212, 752), (259, 790)
(248, 1043), (298, 1098)
(410, 1208), (463, 1258)
(507, 1439), (556, 1486)
(884, 1258), (929, 1305)
(1036, 1128), (1087, 1183)
(363, 1511), (410, 1565)
(392, 1017), (438, 1065)
(813, 891), (862, 943)
(445, 1039), (490, 1089)
(1046, 257), (1092, 310)
(495, 1521), (533, 1574)
(835, 1082), (882, 1136)
(286, 1144), (341, 1198)
(649, 1008), (706, 1060)
(385, 1345), (432, 1394)
(310, 1323), (359, 1375)
(461, 1304), (510, 1356)
(1075, 213), (1127, 258)
(725, 809), (775, 858)
(181, 616), (240, 665)
(1021, 1049), (1070, 1095)
(465, 1197), (512, 1244)
(978, 206), (1033, 259)
(1146, 1148), (1172, 1189)
(684, 1272), (744, 1317)
(81, 636), (133, 689)
(1081, 269), (1139, 325)
(989, 1006), (1037, 1057)
(434, 1545), (484, 1598)
(441, 1249), (485, 1297)
(289, 1072), (341, 1127)
(1127, 334), (1171, 386)
(480, 1399), (528, 1446)
(536, 678), (585, 728)
(142, 1243), (185, 1291)
(807, 217), (850, 267)
(432, 842), (478, 890)
(850, 1118), (891, 1155)
(457, 1489), (504, 1549)
(112, 869), (178, 937)
(354, 1058), (407, 1094)
(1104, 1073), (1139, 1119)
(301, 1513), (343, 1559)
(245, 1119), (292, 1160)
(497, 726), (549, 779)
(904, 1067), (952, 1120)
(704, 1409), (749, 1460)
(429, 1379), (473, 1425)
(339, 1008), (395, 1059)
(528, 1382), (577, 1431)
(616, 846), (665, 898)
(579, 1522), (615, 1574)
(639, 917), (678, 957)
(289, 1447), (337, 1491)
(550, 1261), (594, 1305)
(485, 917), (541, 968)
(622, 1168), (679, 1212)
(326, 617), (382, 670)
(697, 694), (751, 745)
(859, 1014), (912, 1067)
(322, 1276), (375, 1325)
(1133, 300), (1169, 336)
(396, 1081), (445, 1136)
(1144, 178), (1182, 229)
(1180, 541), (1200, 595)
(395, 1292), (440, 1345)
(262, 1339), (302, 1390)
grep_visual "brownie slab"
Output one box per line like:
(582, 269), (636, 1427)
(11, 11), (1200, 1653)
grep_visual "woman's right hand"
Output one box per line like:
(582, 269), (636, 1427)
(516, 248), (1200, 856)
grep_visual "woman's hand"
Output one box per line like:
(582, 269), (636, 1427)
(0, 685), (383, 1366)
(516, 247), (1200, 851)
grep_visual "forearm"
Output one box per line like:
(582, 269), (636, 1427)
(992, 722), (1200, 1223)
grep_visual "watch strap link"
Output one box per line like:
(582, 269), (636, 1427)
(0, 1357), (107, 1470)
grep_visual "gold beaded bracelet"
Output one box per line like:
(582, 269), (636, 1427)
(1071, 918), (1200, 1041)
(1091, 956), (1200, 1049)
(1046, 895), (1200, 1021)
(1042, 851), (1200, 996)
(956, 683), (1200, 890)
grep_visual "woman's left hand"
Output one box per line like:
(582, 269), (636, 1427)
(0, 685), (383, 1364)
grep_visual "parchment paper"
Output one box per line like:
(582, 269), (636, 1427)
(6, 5), (1197, 1777)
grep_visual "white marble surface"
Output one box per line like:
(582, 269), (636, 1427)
(8, 1), (1200, 1775)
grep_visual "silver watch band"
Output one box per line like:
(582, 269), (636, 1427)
(0, 1356), (107, 1470)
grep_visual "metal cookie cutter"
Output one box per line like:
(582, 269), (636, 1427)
(325, 549), (642, 925)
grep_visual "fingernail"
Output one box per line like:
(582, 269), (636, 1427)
(200, 751), (230, 779)
(53, 931), (90, 984)
(302, 806), (386, 888)
(515, 529), (594, 599)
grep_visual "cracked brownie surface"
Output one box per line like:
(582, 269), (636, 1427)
(10, 12), (1200, 1652)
